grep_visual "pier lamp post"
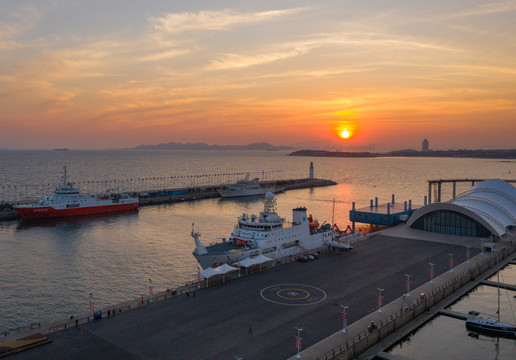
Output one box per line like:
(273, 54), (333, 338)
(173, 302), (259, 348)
(466, 246), (471, 263)
(405, 274), (411, 297)
(294, 327), (303, 359)
(377, 288), (384, 313)
(448, 253), (454, 272)
(89, 293), (94, 316)
(481, 239), (485, 255)
(429, 263), (435, 283)
(340, 305), (348, 334)
(148, 279), (153, 302)
(196, 267), (201, 289)
(340, 305), (349, 360)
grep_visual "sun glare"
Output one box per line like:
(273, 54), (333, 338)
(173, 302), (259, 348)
(340, 129), (351, 139)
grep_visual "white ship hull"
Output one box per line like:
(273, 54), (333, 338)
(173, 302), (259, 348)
(192, 192), (333, 269)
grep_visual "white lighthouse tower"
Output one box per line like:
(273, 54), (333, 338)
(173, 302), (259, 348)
(309, 162), (314, 180)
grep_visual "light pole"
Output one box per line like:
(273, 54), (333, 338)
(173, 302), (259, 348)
(294, 327), (303, 359)
(481, 239), (484, 255)
(196, 267), (201, 289)
(148, 279), (153, 302)
(466, 246), (471, 263)
(377, 288), (384, 312)
(340, 305), (348, 334)
(405, 274), (411, 296)
(449, 253), (454, 272)
(340, 305), (349, 360)
(429, 263), (435, 283)
(89, 293), (94, 316)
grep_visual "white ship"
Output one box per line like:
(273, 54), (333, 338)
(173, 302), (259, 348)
(218, 175), (282, 198)
(192, 192), (333, 269)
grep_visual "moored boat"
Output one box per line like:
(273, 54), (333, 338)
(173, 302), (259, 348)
(218, 175), (283, 198)
(14, 167), (138, 219)
(192, 192), (333, 269)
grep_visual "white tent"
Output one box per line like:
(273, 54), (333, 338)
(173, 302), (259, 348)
(214, 263), (239, 282)
(252, 254), (273, 270)
(253, 254), (273, 264)
(235, 257), (258, 275)
(200, 267), (221, 287)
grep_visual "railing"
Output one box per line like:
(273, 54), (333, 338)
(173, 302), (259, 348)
(312, 244), (515, 360)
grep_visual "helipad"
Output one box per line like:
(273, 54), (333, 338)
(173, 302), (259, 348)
(260, 284), (327, 305)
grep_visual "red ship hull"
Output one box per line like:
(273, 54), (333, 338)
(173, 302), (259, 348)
(16, 203), (139, 220)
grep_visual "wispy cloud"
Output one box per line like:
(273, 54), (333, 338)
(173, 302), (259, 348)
(149, 8), (307, 34)
(450, 1), (516, 18)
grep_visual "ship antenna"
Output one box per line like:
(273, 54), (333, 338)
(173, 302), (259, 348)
(63, 166), (67, 186)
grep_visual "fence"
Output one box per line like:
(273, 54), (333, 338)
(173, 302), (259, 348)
(312, 244), (515, 360)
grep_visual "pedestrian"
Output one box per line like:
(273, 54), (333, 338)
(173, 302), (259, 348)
(248, 325), (253, 335)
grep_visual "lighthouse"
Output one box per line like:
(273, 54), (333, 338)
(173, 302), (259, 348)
(309, 162), (314, 180)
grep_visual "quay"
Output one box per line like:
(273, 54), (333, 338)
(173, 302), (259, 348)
(0, 177), (336, 221)
(3, 226), (514, 360)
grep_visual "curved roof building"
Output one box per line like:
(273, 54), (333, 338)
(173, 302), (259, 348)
(406, 179), (516, 239)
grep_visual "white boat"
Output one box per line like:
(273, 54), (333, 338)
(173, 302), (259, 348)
(218, 175), (282, 198)
(192, 192), (333, 269)
(465, 269), (516, 339)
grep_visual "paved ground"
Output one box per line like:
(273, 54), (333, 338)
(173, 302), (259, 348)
(11, 234), (479, 360)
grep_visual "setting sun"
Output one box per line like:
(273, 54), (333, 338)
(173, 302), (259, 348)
(340, 129), (351, 139)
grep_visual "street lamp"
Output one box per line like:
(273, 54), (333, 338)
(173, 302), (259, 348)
(294, 327), (303, 359)
(89, 293), (94, 316)
(466, 246), (471, 263)
(405, 274), (411, 296)
(429, 263), (435, 283)
(148, 279), (153, 302)
(449, 253), (454, 272)
(340, 305), (348, 334)
(340, 305), (349, 360)
(377, 288), (384, 312)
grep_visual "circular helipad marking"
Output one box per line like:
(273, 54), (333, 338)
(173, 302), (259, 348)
(260, 284), (326, 306)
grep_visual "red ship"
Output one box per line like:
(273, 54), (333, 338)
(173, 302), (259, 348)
(15, 167), (139, 219)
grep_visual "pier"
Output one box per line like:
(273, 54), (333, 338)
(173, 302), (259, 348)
(0, 177), (336, 221)
(3, 226), (514, 359)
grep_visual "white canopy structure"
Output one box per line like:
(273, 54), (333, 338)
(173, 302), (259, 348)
(253, 254), (273, 264)
(214, 263), (239, 282)
(199, 267), (221, 287)
(235, 257), (258, 275)
(235, 257), (258, 267)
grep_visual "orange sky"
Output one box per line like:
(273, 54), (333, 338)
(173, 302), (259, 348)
(1, 1), (515, 150)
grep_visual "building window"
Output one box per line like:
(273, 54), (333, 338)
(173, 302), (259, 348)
(411, 210), (491, 237)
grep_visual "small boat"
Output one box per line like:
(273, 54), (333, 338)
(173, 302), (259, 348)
(465, 269), (516, 339)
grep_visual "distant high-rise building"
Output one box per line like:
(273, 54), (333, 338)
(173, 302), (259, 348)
(422, 138), (429, 151)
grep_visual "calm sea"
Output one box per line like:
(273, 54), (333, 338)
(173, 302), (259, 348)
(0, 150), (515, 357)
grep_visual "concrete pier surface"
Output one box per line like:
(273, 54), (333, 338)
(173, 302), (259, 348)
(6, 229), (513, 360)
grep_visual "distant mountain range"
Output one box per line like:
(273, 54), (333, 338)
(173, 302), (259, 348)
(129, 142), (294, 151)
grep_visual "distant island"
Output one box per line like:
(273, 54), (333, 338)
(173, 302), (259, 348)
(129, 142), (294, 151)
(289, 149), (516, 159)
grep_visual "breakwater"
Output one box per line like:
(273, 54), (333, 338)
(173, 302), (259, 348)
(0, 178), (336, 221)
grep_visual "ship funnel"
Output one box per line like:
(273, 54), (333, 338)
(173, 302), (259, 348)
(191, 225), (207, 255)
(292, 207), (307, 225)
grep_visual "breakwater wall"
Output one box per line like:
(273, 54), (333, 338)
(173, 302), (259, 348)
(0, 178), (336, 221)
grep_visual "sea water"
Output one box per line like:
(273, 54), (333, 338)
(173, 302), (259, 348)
(0, 150), (514, 344)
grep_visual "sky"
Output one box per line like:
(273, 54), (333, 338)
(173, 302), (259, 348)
(1, 0), (516, 150)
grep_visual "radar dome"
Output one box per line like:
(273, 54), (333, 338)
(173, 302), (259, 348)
(265, 192), (275, 201)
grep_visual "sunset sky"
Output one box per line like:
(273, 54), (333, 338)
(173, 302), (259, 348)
(1, 1), (515, 150)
